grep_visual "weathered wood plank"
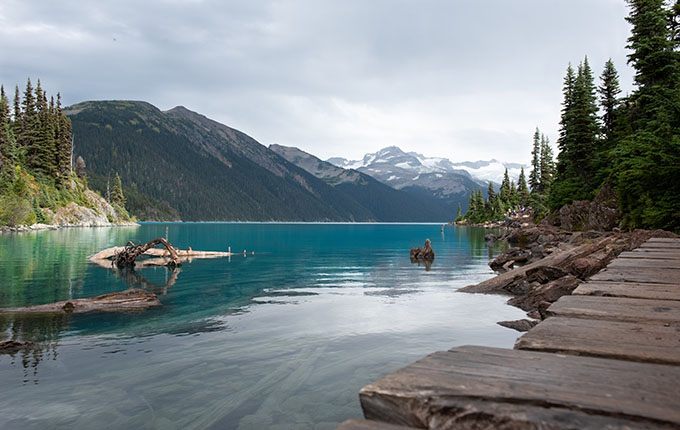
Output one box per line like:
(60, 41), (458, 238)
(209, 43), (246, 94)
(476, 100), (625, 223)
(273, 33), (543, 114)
(607, 258), (680, 269)
(639, 241), (680, 249)
(647, 237), (680, 243)
(546, 295), (680, 323)
(359, 346), (680, 429)
(336, 419), (419, 430)
(589, 267), (680, 284)
(573, 281), (680, 301)
(619, 251), (680, 260)
(515, 317), (680, 365)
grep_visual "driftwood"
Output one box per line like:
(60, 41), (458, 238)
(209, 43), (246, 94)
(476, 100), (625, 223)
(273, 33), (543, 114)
(90, 244), (229, 269)
(0, 289), (160, 315)
(115, 238), (181, 268)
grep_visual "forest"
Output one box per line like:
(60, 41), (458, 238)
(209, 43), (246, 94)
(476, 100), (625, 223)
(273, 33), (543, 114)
(464, 0), (680, 233)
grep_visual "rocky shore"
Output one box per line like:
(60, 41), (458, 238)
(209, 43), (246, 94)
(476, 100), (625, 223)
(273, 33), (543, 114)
(461, 194), (678, 331)
(0, 189), (138, 233)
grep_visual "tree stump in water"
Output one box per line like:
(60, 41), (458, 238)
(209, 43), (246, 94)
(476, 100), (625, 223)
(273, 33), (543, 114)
(410, 238), (435, 262)
(115, 238), (182, 268)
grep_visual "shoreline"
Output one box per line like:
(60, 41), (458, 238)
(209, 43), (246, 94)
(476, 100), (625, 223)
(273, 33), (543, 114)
(0, 221), (139, 234)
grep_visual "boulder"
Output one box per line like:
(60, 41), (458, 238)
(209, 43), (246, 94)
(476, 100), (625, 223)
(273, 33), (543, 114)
(507, 275), (581, 314)
(489, 247), (531, 272)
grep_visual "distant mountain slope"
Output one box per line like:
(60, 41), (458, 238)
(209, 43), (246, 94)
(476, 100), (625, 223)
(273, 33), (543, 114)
(66, 101), (375, 221)
(270, 144), (452, 221)
(327, 146), (488, 213)
(328, 146), (526, 185)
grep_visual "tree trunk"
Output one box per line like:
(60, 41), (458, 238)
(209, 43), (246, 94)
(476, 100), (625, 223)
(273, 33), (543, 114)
(115, 238), (181, 268)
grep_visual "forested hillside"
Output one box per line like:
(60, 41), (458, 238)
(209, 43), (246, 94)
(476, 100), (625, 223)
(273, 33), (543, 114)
(0, 79), (130, 226)
(67, 101), (415, 221)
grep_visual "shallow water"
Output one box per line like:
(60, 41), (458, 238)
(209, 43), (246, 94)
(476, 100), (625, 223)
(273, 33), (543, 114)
(0, 223), (523, 429)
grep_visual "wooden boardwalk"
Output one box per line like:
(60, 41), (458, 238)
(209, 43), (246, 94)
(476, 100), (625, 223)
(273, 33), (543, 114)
(339, 237), (680, 429)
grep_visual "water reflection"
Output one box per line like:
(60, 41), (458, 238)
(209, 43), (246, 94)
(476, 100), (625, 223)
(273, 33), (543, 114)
(113, 267), (181, 296)
(0, 313), (69, 384)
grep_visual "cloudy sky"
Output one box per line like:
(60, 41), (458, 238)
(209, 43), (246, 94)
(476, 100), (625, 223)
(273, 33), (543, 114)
(1, 0), (633, 164)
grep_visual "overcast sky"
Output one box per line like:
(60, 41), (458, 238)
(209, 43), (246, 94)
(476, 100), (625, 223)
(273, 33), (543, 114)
(1, 0), (633, 164)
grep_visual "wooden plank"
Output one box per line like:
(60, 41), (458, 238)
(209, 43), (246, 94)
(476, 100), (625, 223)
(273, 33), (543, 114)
(619, 251), (680, 260)
(647, 238), (680, 244)
(589, 267), (680, 284)
(336, 419), (419, 430)
(608, 258), (680, 269)
(573, 281), (680, 301)
(639, 241), (680, 249)
(359, 346), (680, 429)
(515, 317), (680, 365)
(546, 295), (680, 324)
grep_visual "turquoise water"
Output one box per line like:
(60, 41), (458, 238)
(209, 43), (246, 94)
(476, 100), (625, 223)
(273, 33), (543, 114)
(0, 223), (523, 429)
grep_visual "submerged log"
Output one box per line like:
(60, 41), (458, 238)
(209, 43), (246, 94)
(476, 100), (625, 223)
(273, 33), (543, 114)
(0, 289), (160, 315)
(115, 238), (181, 268)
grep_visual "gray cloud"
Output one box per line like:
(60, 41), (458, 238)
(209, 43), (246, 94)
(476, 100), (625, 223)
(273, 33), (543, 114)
(0, 0), (633, 163)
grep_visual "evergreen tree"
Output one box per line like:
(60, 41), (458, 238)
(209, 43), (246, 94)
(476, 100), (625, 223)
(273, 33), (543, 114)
(556, 64), (576, 177)
(518, 167), (529, 203)
(455, 202), (462, 221)
(487, 182), (496, 209)
(614, 0), (680, 230)
(529, 127), (541, 192)
(19, 78), (40, 170)
(598, 59), (622, 142)
(500, 168), (511, 204)
(550, 58), (600, 208)
(112, 172), (126, 207)
(539, 134), (556, 193)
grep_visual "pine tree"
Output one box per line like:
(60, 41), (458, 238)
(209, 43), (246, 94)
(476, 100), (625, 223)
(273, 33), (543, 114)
(539, 134), (556, 192)
(529, 127), (541, 192)
(550, 58), (601, 208)
(556, 64), (576, 177)
(614, 0), (680, 230)
(598, 59), (622, 142)
(500, 168), (511, 204)
(455, 203), (462, 221)
(55, 93), (72, 182)
(19, 78), (40, 170)
(112, 172), (126, 207)
(518, 167), (529, 204)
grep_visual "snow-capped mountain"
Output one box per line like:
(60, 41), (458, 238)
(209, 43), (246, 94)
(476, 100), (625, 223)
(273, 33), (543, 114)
(327, 146), (526, 185)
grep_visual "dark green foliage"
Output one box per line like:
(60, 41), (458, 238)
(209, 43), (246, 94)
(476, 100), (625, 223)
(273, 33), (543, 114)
(111, 172), (125, 207)
(463, 180), (521, 223)
(611, 0), (680, 230)
(529, 128), (541, 192)
(536, 1), (680, 232)
(550, 58), (601, 209)
(599, 59), (622, 142)
(0, 78), (86, 226)
(518, 168), (529, 204)
(539, 134), (556, 193)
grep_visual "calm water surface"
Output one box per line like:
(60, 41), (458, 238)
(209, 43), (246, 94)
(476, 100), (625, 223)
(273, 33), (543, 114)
(0, 223), (523, 429)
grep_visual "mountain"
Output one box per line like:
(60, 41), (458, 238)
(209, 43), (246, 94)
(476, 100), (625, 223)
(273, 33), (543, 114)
(65, 101), (454, 222)
(328, 146), (526, 185)
(66, 101), (379, 221)
(270, 144), (452, 221)
(327, 146), (490, 213)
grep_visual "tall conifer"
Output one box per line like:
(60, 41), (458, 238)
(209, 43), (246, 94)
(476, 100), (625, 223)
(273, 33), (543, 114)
(529, 128), (541, 192)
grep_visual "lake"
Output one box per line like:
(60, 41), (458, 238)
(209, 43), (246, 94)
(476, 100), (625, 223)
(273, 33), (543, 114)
(0, 223), (524, 429)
